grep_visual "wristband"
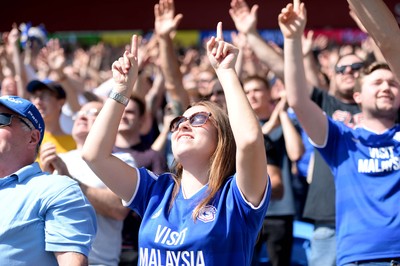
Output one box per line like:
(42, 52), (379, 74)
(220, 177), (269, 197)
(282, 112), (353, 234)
(108, 90), (129, 106)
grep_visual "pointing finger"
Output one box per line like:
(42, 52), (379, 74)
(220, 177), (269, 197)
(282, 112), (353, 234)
(216, 22), (223, 41)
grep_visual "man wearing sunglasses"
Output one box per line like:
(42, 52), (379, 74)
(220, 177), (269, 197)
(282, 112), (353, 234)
(0, 95), (97, 265)
(282, 1), (400, 265)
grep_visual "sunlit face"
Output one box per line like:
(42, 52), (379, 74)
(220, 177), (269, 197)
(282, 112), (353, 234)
(1, 77), (18, 96)
(206, 80), (226, 111)
(196, 71), (215, 97)
(118, 99), (142, 133)
(29, 88), (64, 123)
(356, 68), (400, 119)
(72, 101), (103, 142)
(171, 105), (218, 163)
(244, 79), (273, 120)
(0, 106), (32, 160)
(334, 54), (364, 98)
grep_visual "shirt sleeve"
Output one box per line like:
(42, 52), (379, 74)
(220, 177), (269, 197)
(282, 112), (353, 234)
(44, 182), (97, 256)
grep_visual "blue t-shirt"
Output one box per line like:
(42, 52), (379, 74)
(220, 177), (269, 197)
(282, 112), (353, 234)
(125, 167), (270, 266)
(316, 118), (400, 265)
(0, 162), (97, 265)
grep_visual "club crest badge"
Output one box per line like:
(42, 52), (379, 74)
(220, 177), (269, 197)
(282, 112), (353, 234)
(197, 205), (217, 223)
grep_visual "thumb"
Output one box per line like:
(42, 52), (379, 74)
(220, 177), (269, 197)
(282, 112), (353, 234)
(174, 14), (183, 28)
(250, 5), (259, 17)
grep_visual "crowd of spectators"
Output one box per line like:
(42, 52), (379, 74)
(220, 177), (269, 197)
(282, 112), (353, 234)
(1, 0), (400, 265)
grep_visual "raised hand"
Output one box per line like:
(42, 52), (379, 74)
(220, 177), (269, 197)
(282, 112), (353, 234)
(154, 0), (183, 38)
(44, 39), (66, 73)
(40, 142), (69, 174)
(229, 0), (258, 34)
(111, 35), (139, 91)
(278, 0), (307, 39)
(7, 24), (20, 47)
(206, 22), (239, 71)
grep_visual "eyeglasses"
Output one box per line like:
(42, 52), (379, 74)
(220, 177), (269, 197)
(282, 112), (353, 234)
(72, 108), (100, 120)
(169, 112), (212, 133)
(0, 113), (33, 130)
(335, 62), (364, 74)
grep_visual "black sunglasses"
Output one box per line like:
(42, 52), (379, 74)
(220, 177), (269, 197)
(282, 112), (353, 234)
(0, 113), (33, 130)
(335, 62), (364, 74)
(169, 112), (212, 133)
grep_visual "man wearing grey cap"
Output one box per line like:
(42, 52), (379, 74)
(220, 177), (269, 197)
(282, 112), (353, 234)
(0, 95), (97, 265)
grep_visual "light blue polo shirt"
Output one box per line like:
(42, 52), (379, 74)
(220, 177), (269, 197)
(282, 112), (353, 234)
(0, 162), (97, 265)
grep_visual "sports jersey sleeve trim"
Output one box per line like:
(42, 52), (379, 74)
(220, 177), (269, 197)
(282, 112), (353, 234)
(122, 167), (141, 207)
(236, 173), (271, 210)
(308, 112), (329, 148)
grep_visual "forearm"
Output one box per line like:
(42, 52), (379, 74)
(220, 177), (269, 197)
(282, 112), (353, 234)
(234, 48), (244, 79)
(82, 98), (125, 163)
(247, 30), (284, 80)
(284, 37), (327, 146)
(59, 77), (82, 113)
(151, 127), (170, 154)
(218, 68), (267, 205)
(218, 68), (262, 148)
(348, 0), (399, 48)
(12, 44), (28, 98)
(303, 52), (325, 90)
(82, 185), (129, 220)
(267, 164), (284, 200)
(158, 36), (189, 108)
(262, 108), (280, 135)
(348, 0), (400, 80)
(55, 251), (88, 266)
(279, 111), (304, 162)
(284, 38), (310, 109)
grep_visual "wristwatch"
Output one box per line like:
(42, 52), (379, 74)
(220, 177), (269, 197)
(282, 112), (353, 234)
(108, 90), (129, 106)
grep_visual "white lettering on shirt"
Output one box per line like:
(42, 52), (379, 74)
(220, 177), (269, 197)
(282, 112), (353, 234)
(140, 248), (205, 266)
(155, 225), (187, 246)
(358, 146), (400, 173)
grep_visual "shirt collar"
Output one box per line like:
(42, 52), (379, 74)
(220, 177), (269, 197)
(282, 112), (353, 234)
(12, 162), (43, 182)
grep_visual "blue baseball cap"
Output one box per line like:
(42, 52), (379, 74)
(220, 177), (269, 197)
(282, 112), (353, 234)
(0, 95), (45, 144)
(27, 79), (66, 99)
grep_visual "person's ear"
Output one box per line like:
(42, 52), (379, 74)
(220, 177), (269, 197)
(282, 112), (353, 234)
(353, 91), (362, 105)
(58, 98), (66, 108)
(29, 129), (41, 146)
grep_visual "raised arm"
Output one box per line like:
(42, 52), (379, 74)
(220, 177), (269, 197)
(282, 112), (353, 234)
(8, 24), (29, 98)
(154, 0), (190, 109)
(82, 36), (140, 202)
(42, 39), (83, 113)
(347, 0), (400, 81)
(207, 22), (268, 206)
(229, 0), (284, 80)
(276, 94), (305, 162)
(279, 0), (327, 146)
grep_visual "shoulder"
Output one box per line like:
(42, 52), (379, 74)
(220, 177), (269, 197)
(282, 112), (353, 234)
(30, 172), (78, 193)
(137, 167), (172, 183)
